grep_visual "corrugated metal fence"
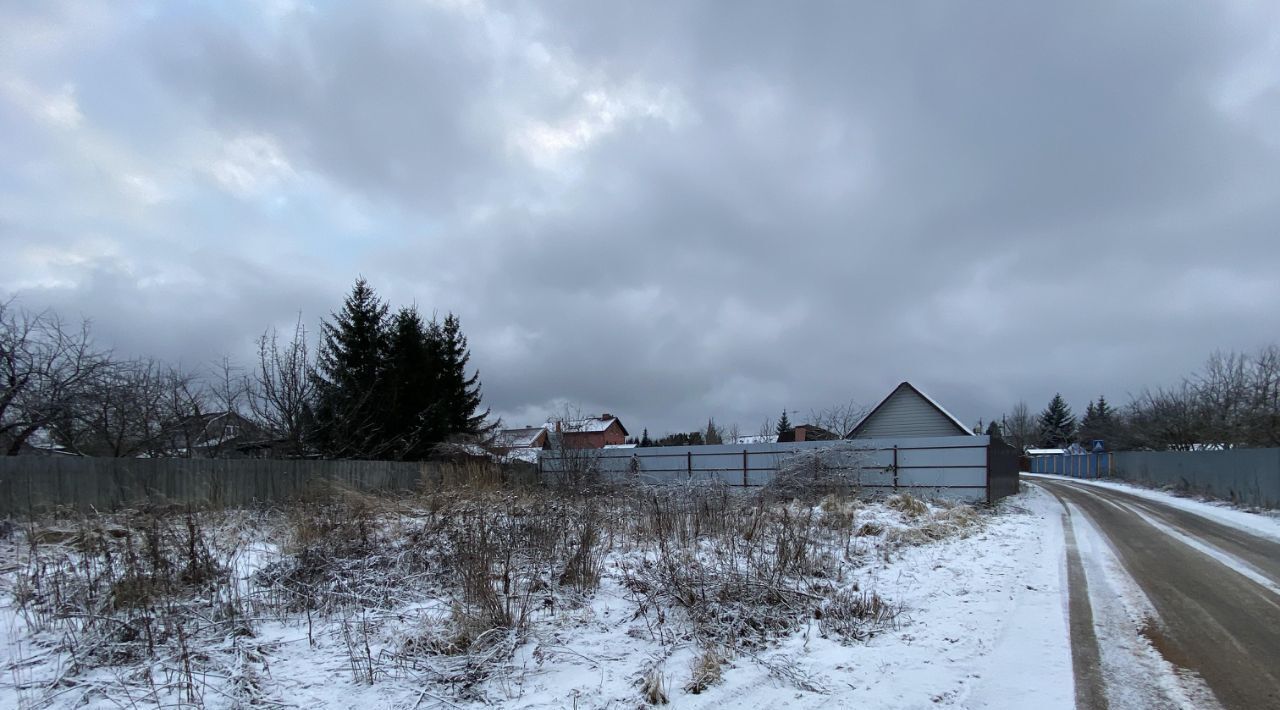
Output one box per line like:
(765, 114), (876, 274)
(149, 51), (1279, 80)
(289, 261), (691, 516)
(0, 457), (537, 515)
(541, 435), (1017, 503)
(1029, 453), (1113, 478)
(1111, 448), (1280, 508)
(1028, 448), (1280, 508)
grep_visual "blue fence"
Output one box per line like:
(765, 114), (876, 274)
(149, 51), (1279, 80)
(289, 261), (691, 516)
(1029, 453), (1113, 478)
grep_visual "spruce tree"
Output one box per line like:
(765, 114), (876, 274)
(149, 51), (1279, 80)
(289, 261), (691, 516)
(431, 313), (489, 439)
(383, 306), (440, 459)
(1078, 395), (1117, 447)
(704, 418), (724, 445)
(985, 420), (1003, 440)
(640, 428), (652, 447)
(1038, 394), (1077, 448)
(312, 278), (390, 458)
(775, 410), (792, 438)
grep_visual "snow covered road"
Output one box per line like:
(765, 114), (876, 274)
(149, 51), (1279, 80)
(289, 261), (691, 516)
(1028, 475), (1280, 710)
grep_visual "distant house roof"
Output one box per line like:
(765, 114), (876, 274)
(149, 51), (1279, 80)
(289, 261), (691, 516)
(1026, 448), (1065, 456)
(776, 424), (840, 443)
(495, 427), (548, 449)
(846, 382), (973, 439)
(548, 414), (629, 437)
(732, 434), (778, 445)
(502, 447), (543, 463)
(603, 443), (636, 449)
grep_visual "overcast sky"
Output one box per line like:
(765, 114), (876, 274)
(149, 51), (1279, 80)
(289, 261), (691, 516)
(3, 1), (1280, 436)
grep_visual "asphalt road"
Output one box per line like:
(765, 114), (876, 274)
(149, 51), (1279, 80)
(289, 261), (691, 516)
(1029, 476), (1280, 710)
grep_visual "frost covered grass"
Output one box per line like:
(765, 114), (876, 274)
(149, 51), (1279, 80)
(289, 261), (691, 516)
(0, 480), (994, 708)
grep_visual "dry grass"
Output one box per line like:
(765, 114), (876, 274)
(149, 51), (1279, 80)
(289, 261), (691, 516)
(2, 479), (986, 707)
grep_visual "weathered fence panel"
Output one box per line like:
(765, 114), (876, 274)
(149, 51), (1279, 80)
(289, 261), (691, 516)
(1029, 453), (1113, 478)
(539, 435), (1010, 503)
(986, 440), (1020, 503)
(1111, 449), (1280, 508)
(0, 457), (538, 515)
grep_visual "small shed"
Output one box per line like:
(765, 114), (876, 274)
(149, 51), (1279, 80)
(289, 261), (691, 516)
(846, 382), (973, 439)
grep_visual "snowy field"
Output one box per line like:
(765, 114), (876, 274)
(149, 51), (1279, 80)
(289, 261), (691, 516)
(1, 483), (1072, 709)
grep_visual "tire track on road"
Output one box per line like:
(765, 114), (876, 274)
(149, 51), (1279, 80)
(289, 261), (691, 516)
(1035, 478), (1280, 709)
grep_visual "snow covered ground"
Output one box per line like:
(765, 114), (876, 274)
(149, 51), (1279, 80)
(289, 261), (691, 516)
(0, 486), (1075, 709)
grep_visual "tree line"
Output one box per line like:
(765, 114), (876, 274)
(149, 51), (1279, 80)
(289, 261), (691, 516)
(994, 345), (1280, 452)
(0, 279), (488, 459)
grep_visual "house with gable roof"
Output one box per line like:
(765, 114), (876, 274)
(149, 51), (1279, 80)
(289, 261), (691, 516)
(846, 382), (974, 439)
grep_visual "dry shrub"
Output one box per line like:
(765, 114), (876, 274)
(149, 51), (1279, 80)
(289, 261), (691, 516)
(631, 483), (751, 546)
(254, 491), (421, 613)
(13, 506), (246, 689)
(819, 494), (859, 530)
(885, 492), (928, 517)
(641, 666), (669, 705)
(429, 460), (512, 490)
(856, 521), (884, 537)
(685, 647), (725, 694)
(764, 444), (871, 501)
(886, 504), (982, 547)
(817, 589), (901, 642)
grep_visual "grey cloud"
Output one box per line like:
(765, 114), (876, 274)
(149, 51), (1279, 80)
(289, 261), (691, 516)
(3, 0), (1280, 436)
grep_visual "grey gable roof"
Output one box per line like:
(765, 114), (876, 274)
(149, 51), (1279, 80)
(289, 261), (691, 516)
(846, 382), (974, 439)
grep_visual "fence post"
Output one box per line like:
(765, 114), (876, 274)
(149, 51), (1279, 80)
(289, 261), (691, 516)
(892, 446), (899, 490)
(687, 450), (692, 481)
(742, 449), (748, 488)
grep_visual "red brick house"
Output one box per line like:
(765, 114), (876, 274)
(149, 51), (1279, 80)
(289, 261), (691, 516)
(548, 414), (628, 449)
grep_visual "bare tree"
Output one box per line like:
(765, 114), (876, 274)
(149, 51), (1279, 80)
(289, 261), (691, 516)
(1124, 384), (1206, 451)
(1190, 350), (1250, 448)
(1, 300), (111, 455)
(757, 417), (775, 441)
(55, 358), (176, 457)
(155, 363), (210, 456)
(542, 403), (604, 490)
(807, 400), (869, 439)
(1000, 401), (1037, 452)
(248, 317), (316, 456)
(725, 422), (742, 445)
(1249, 344), (1280, 446)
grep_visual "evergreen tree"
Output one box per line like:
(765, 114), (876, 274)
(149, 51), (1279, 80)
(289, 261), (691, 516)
(430, 313), (489, 439)
(985, 420), (1003, 440)
(1038, 394), (1077, 448)
(640, 428), (652, 447)
(775, 410), (792, 438)
(704, 417), (724, 445)
(382, 306), (440, 459)
(312, 278), (390, 458)
(1078, 395), (1117, 447)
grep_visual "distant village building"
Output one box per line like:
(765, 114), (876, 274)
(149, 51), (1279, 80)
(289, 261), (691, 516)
(846, 382), (973, 439)
(731, 434), (778, 445)
(775, 424), (840, 443)
(493, 426), (551, 463)
(548, 413), (628, 449)
(494, 413), (629, 459)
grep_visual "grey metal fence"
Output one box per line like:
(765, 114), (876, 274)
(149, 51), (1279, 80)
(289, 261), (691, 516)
(540, 435), (1008, 503)
(0, 457), (537, 515)
(1112, 448), (1280, 508)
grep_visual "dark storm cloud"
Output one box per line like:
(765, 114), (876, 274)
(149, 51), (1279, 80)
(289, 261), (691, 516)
(2, 0), (1279, 434)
